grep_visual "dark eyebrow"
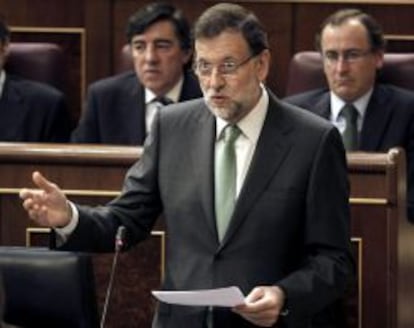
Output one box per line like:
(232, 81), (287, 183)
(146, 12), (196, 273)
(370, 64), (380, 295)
(324, 48), (366, 53)
(154, 39), (174, 45)
(131, 38), (174, 45)
(132, 39), (144, 45)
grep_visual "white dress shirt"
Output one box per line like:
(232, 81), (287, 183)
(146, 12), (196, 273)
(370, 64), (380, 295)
(144, 76), (183, 133)
(215, 85), (269, 197)
(0, 70), (6, 99)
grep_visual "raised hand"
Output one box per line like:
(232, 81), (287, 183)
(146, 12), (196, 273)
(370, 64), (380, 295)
(19, 171), (72, 228)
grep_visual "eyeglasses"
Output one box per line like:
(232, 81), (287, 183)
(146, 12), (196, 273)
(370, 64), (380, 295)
(322, 49), (373, 65)
(194, 54), (256, 77)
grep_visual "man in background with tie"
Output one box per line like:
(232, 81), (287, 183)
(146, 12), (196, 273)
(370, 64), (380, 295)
(20, 3), (353, 327)
(71, 2), (202, 145)
(284, 8), (414, 221)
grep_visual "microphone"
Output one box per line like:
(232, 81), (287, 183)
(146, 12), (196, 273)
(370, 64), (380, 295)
(100, 225), (126, 328)
(115, 225), (126, 252)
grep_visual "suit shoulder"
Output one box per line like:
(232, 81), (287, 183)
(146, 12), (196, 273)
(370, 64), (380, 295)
(283, 88), (328, 106)
(282, 100), (333, 131)
(7, 75), (64, 99)
(88, 71), (138, 92)
(158, 98), (206, 126)
(164, 98), (205, 116)
(378, 84), (414, 101)
(277, 100), (345, 158)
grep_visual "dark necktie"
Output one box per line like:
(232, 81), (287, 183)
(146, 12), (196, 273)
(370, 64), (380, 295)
(215, 124), (241, 241)
(340, 104), (358, 151)
(155, 96), (173, 106)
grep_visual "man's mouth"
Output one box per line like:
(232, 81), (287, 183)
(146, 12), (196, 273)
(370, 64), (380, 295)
(209, 94), (228, 105)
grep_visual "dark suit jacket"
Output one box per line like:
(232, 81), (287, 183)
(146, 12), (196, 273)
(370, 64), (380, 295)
(284, 84), (414, 221)
(0, 75), (72, 142)
(71, 70), (202, 145)
(62, 91), (353, 327)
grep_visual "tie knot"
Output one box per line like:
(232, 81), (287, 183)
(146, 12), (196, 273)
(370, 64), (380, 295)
(341, 104), (358, 124)
(155, 96), (173, 106)
(223, 125), (241, 144)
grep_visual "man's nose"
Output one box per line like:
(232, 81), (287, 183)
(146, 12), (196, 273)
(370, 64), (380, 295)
(335, 56), (351, 71)
(208, 68), (226, 90)
(144, 45), (158, 62)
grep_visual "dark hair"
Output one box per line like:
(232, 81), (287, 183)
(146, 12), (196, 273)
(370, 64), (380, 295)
(126, 2), (191, 51)
(0, 16), (10, 44)
(315, 8), (386, 52)
(193, 3), (269, 56)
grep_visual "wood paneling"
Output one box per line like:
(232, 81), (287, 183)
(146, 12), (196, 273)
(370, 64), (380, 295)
(84, 0), (113, 83)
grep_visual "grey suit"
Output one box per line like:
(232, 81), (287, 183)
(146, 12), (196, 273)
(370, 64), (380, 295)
(284, 84), (414, 221)
(63, 90), (353, 327)
(71, 70), (202, 145)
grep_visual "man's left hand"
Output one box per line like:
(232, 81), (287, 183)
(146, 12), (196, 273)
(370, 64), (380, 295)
(232, 285), (286, 327)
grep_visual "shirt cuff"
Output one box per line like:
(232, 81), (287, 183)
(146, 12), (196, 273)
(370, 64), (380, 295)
(54, 201), (79, 243)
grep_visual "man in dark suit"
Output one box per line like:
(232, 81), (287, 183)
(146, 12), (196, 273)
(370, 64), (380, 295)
(71, 3), (202, 145)
(20, 3), (353, 327)
(284, 9), (414, 221)
(0, 19), (72, 142)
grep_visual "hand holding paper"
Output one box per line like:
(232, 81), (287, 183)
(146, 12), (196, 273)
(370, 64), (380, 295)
(152, 286), (245, 307)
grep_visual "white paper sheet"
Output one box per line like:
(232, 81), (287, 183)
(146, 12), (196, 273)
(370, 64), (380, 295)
(152, 286), (245, 307)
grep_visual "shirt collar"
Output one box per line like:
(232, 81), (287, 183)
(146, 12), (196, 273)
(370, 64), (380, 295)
(216, 84), (269, 143)
(330, 88), (373, 121)
(145, 75), (184, 105)
(0, 70), (6, 99)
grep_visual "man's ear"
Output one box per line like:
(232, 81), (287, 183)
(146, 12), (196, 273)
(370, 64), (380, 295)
(256, 49), (271, 82)
(182, 48), (193, 65)
(0, 38), (10, 59)
(375, 50), (385, 70)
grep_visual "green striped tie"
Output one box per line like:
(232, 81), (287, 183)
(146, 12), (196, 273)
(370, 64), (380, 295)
(215, 125), (241, 241)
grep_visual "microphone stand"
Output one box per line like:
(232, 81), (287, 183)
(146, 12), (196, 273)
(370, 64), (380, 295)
(100, 226), (126, 328)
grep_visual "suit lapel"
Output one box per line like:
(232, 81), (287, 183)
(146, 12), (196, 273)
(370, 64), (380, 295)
(313, 93), (331, 119)
(359, 86), (392, 150)
(220, 93), (294, 247)
(189, 103), (217, 239)
(120, 76), (146, 143)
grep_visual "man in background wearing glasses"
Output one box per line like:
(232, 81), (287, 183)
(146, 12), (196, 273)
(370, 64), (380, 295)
(284, 8), (414, 222)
